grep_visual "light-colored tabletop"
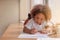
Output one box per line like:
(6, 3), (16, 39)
(1, 23), (60, 40)
(1, 23), (36, 40)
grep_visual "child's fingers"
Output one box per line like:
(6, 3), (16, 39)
(31, 30), (36, 34)
(31, 29), (38, 34)
(39, 31), (47, 34)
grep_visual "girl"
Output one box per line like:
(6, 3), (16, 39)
(23, 4), (51, 34)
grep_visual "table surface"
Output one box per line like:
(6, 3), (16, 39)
(0, 23), (36, 40)
(0, 23), (60, 40)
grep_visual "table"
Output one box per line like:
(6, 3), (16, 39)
(1, 23), (36, 40)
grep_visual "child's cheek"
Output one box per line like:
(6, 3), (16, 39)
(34, 19), (40, 24)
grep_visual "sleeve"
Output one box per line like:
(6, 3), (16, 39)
(25, 20), (33, 30)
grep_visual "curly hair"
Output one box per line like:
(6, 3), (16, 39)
(30, 4), (51, 21)
(24, 4), (51, 25)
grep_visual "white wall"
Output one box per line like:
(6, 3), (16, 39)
(49, 0), (60, 23)
(0, 0), (19, 37)
(31, 0), (43, 8)
(20, 0), (30, 21)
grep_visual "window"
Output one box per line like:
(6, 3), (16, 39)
(33, 0), (43, 5)
(30, 0), (44, 9)
(48, 0), (60, 23)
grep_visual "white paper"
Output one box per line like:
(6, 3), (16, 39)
(37, 38), (60, 40)
(18, 32), (49, 38)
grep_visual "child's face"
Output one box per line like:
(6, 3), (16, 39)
(34, 13), (45, 25)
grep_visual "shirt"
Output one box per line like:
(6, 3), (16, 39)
(25, 19), (47, 31)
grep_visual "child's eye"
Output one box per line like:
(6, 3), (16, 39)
(37, 17), (39, 19)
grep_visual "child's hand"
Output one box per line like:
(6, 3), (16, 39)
(31, 28), (38, 34)
(40, 31), (47, 34)
(39, 29), (47, 34)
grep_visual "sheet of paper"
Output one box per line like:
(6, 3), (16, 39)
(37, 38), (60, 40)
(18, 32), (49, 38)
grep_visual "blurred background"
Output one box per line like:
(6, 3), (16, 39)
(0, 0), (60, 37)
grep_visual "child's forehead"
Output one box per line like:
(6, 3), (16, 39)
(34, 13), (46, 18)
(35, 13), (45, 16)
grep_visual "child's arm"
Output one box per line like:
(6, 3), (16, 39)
(38, 26), (48, 34)
(23, 26), (38, 34)
(23, 26), (31, 34)
(40, 26), (49, 34)
(38, 29), (47, 34)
